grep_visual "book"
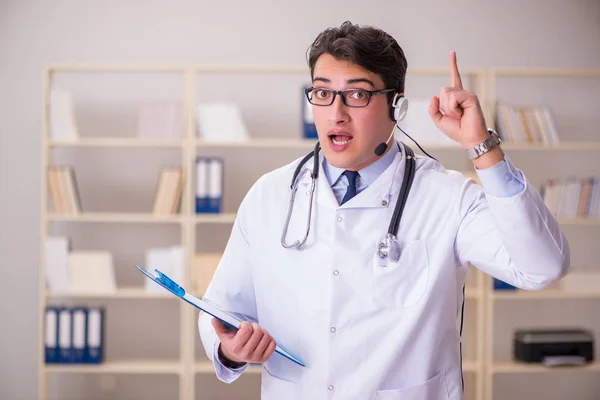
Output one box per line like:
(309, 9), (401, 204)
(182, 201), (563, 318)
(136, 265), (305, 367)
(152, 167), (183, 215)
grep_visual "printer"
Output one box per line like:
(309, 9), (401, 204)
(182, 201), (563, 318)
(514, 329), (595, 366)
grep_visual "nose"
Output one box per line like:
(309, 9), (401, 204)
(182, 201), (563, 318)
(328, 94), (350, 124)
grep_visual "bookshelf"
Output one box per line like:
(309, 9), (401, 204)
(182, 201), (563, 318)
(482, 68), (600, 400)
(39, 65), (599, 400)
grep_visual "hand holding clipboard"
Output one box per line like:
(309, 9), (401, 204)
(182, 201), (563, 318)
(135, 265), (305, 367)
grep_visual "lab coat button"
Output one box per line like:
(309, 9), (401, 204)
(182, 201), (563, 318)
(328, 385), (334, 391)
(330, 327), (336, 333)
(333, 270), (339, 276)
(337, 217), (342, 222)
(381, 200), (388, 206)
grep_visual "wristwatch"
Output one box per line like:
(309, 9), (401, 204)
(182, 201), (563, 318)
(466, 129), (502, 160)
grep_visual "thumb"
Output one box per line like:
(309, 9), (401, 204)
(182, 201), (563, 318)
(212, 318), (236, 341)
(428, 95), (443, 128)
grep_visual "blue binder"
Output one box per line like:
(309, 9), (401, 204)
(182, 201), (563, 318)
(302, 84), (318, 139)
(71, 307), (88, 363)
(86, 307), (104, 364)
(44, 307), (60, 364)
(57, 308), (72, 363)
(196, 157), (223, 214)
(195, 156), (209, 213)
(493, 278), (517, 290)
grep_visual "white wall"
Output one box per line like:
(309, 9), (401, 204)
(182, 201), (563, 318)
(1, 0), (599, 399)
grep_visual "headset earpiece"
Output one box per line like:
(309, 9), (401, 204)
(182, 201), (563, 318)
(391, 93), (408, 122)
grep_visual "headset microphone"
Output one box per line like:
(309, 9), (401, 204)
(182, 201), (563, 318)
(374, 128), (396, 156)
(375, 93), (409, 157)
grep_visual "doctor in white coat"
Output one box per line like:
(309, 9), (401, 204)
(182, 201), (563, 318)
(198, 21), (570, 400)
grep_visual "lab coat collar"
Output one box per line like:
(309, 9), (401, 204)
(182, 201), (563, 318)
(297, 141), (407, 210)
(323, 142), (400, 189)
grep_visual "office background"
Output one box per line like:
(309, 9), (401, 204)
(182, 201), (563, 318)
(1, 0), (599, 399)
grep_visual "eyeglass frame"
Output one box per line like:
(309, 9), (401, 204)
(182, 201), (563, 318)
(304, 87), (396, 108)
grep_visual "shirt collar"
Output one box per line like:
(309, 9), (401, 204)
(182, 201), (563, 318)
(323, 141), (400, 187)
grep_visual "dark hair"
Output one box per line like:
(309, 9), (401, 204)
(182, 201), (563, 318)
(306, 21), (408, 102)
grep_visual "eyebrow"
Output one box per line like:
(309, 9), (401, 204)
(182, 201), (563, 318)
(312, 76), (376, 88)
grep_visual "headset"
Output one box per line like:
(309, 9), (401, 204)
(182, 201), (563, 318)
(385, 92), (437, 162)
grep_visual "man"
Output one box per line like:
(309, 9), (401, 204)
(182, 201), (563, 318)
(199, 21), (569, 399)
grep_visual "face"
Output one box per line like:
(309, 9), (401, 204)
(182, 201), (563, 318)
(311, 53), (397, 171)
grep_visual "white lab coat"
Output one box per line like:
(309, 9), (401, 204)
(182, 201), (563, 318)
(198, 142), (569, 400)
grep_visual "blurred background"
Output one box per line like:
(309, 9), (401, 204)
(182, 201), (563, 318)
(1, 0), (599, 399)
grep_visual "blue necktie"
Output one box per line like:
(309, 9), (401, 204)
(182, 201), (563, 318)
(341, 170), (359, 205)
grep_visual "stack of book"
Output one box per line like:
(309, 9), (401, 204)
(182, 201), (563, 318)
(495, 102), (560, 144)
(542, 177), (599, 218)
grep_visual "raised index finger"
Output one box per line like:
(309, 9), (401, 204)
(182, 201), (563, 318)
(449, 51), (463, 89)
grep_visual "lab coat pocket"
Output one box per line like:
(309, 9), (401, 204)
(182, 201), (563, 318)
(372, 372), (449, 400)
(262, 364), (297, 400)
(373, 238), (429, 308)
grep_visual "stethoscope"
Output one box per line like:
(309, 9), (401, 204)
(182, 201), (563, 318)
(280, 139), (416, 263)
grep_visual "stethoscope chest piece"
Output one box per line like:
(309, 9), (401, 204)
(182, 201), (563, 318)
(377, 234), (401, 264)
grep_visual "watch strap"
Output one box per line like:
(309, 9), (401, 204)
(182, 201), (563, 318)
(466, 129), (502, 160)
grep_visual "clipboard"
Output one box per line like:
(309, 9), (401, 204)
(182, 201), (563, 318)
(135, 265), (305, 367)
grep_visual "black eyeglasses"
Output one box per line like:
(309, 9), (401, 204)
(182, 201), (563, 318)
(305, 87), (395, 108)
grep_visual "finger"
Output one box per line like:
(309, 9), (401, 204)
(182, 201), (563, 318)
(448, 91), (464, 119)
(212, 318), (236, 340)
(254, 332), (272, 361)
(241, 324), (265, 359)
(260, 339), (278, 363)
(428, 95), (443, 127)
(449, 51), (463, 89)
(230, 322), (254, 353)
(439, 86), (450, 117)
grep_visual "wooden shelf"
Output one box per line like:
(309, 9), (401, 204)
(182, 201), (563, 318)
(45, 137), (600, 151)
(48, 212), (183, 223)
(196, 361), (480, 375)
(463, 361), (479, 373)
(415, 142), (600, 151)
(500, 142), (600, 151)
(556, 218), (600, 225)
(46, 287), (173, 299)
(195, 361), (262, 374)
(465, 288), (481, 299)
(492, 288), (600, 300)
(49, 138), (183, 148)
(45, 212), (599, 226)
(195, 213), (237, 224)
(45, 359), (181, 374)
(195, 138), (316, 149)
(492, 360), (600, 374)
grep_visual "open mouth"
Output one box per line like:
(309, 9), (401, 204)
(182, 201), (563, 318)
(328, 132), (353, 146)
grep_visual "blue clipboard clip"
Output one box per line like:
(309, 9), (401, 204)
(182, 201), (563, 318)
(135, 265), (305, 367)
